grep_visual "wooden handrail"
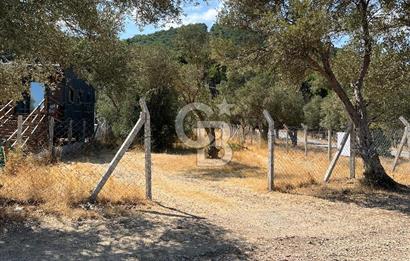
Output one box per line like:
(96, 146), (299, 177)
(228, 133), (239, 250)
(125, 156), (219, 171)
(0, 106), (14, 124)
(22, 115), (46, 147)
(0, 100), (13, 114)
(7, 100), (45, 143)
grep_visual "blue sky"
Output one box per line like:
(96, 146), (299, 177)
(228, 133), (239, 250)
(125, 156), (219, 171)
(120, 0), (221, 39)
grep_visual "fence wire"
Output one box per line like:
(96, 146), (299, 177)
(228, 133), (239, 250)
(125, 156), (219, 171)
(1, 118), (409, 209)
(0, 118), (146, 207)
(230, 126), (410, 190)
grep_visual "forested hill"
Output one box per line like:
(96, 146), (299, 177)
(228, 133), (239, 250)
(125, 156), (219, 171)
(125, 23), (252, 47)
(126, 23), (208, 47)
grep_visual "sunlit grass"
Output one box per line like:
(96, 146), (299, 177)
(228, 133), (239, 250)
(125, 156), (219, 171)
(0, 151), (144, 217)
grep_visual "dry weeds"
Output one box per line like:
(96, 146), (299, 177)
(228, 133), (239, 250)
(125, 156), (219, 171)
(0, 151), (144, 218)
(153, 141), (409, 194)
(1, 140), (408, 218)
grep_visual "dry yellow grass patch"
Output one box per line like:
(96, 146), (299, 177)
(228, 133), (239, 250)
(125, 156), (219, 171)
(152, 141), (409, 193)
(238, 143), (410, 190)
(0, 152), (144, 217)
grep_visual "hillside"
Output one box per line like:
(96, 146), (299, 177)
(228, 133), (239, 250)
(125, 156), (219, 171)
(126, 23), (208, 47)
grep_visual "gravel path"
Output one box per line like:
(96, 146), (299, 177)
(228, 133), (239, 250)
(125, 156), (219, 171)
(1, 153), (409, 260)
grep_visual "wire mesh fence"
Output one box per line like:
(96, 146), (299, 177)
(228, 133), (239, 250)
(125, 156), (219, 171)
(228, 125), (410, 190)
(0, 117), (148, 210)
(1, 110), (409, 212)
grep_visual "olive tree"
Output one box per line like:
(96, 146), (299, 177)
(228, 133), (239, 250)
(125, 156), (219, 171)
(221, 0), (409, 189)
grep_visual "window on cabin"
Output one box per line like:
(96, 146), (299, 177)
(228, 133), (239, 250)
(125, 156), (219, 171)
(68, 87), (75, 103)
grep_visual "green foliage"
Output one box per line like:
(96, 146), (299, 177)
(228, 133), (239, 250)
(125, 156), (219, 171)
(126, 27), (180, 47)
(319, 93), (348, 130)
(303, 96), (323, 130)
(96, 45), (180, 151)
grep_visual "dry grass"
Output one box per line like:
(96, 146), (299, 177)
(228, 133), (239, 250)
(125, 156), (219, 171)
(1, 141), (408, 219)
(152, 141), (410, 194)
(0, 151), (144, 218)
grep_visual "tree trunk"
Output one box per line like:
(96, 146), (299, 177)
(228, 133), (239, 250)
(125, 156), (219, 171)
(207, 127), (219, 159)
(287, 128), (298, 146)
(354, 108), (400, 190)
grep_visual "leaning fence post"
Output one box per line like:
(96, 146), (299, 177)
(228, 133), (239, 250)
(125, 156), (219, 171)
(90, 111), (146, 202)
(140, 99), (152, 200)
(324, 123), (353, 182)
(302, 124), (308, 156)
(263, 110), (274, 191)
(49, 116), (55, 160)
(349, 125), (356, 179)
(392, 116), (410, 171)
(17, 115), (23, 146)
(328, 129), (332, 161)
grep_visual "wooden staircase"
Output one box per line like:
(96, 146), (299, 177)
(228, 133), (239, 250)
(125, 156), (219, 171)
(0, 100), (48, 153)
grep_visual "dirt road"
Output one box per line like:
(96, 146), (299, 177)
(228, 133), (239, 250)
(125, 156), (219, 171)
(1, 152), (409, 260)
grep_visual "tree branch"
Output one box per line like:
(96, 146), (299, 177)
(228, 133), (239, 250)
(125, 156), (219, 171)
(306, 53), (360, 125)
(357, 0), (372, 90)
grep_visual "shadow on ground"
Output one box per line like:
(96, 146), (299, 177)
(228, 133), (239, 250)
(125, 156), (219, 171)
(181, 160), (262, 181)
(0, 203), (250, 260)
(308, 185), (410, 216)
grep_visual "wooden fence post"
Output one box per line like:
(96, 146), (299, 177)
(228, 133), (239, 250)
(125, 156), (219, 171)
(349, 125), (356, 179)
(324, 123), (353, 182)
(263, 110), (274, 191)
(392, 117), (410, 172)
(68, 120), (73, 144)
(328, 129), (332, 161)
(49, 116), (55, 161)
(302, 124), (308, 156)
(17, 115), (23, 146)
(90, 111), (146, 202)
(140, 99), (152, 200)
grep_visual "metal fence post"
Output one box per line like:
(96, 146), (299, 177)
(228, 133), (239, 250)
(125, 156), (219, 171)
(49, 116), (55, 161)
(328, 129), (332, 161)
(68, 120), (73, 144)
(349, 126), (356, 179)
(263, 110), (274, 191)
(17, 115), (23, 146)
(140, 99), (152, 200)
(302, 124), (308, 157)
(324, 123), (353, 182)
(90, 111), (146, 202)
(82, 119), (86, 142)
(392, 117), (410, 171)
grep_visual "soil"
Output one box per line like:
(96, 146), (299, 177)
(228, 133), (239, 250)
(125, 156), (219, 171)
(1, 152), (409, 260)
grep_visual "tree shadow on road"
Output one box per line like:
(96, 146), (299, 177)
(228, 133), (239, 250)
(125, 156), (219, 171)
(307, 184), (410, 216)
(0, 204), (250, 260)
(181, 160), (262, 181)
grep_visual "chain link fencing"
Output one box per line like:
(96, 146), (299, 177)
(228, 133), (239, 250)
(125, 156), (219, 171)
(1, 112), (409, 214)
(0, 117), (148, 213)
(229, 125), (410, 191)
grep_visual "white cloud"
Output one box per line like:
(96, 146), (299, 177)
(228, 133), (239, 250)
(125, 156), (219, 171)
(162, 7), (220, 30)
